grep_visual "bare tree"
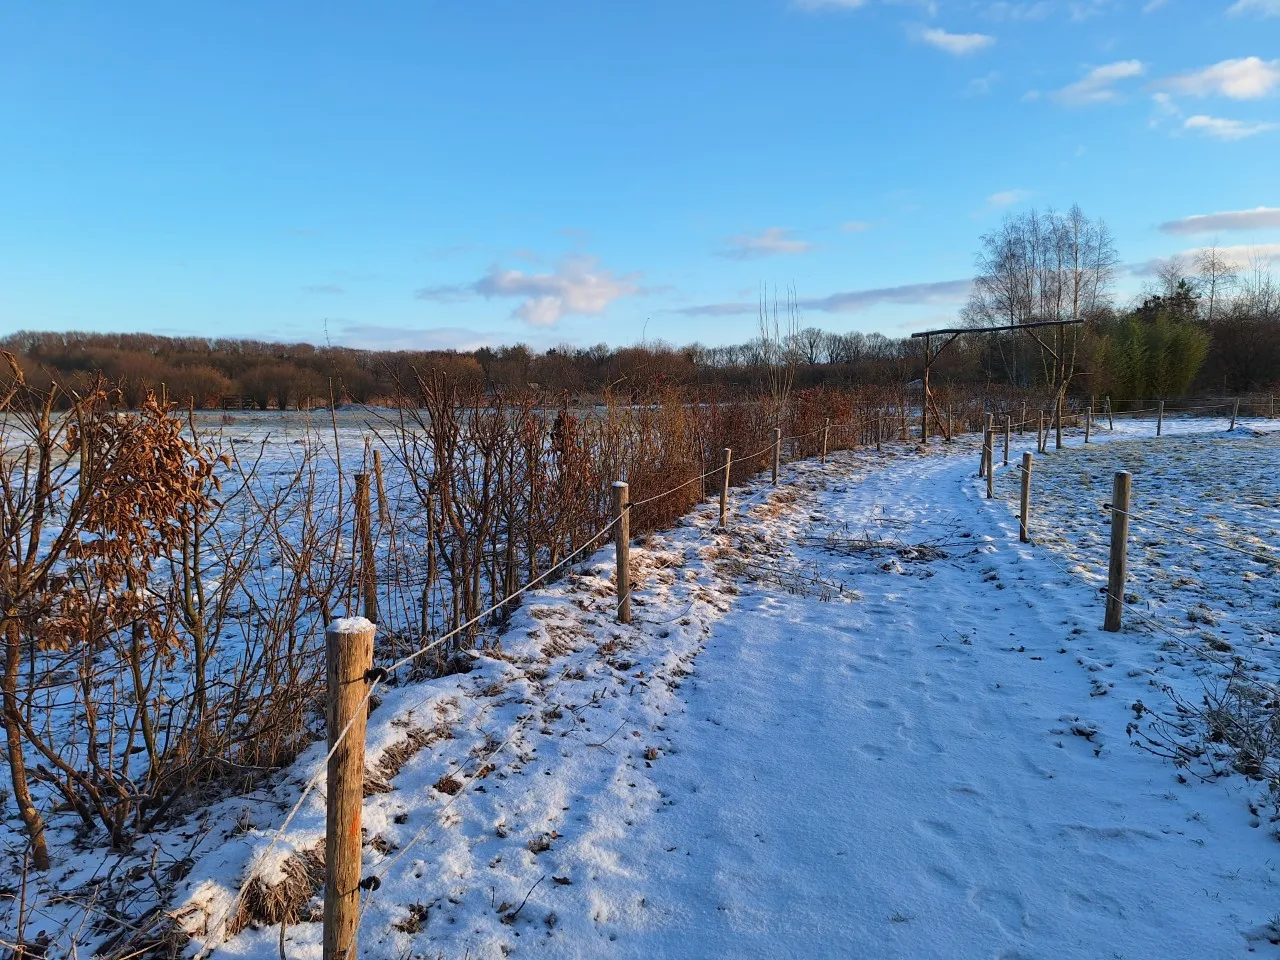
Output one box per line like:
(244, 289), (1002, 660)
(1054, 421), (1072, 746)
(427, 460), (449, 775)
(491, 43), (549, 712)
(1196, 243), (1237, 326)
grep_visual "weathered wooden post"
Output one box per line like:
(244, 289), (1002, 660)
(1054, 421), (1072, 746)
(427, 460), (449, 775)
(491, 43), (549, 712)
(821, 418), (830, 464)
(613, 481), (630, 623)
(354, 473), (378, 623)
(985, 428), (994, 500)
(1019, 452), (1032, 543)
(1105, 395), (1114, 430)
(1157, 400), (1164, 437)
(1230, 398), (1239, 431)
(609, 481), (632, 622)
(1038, 412), (1046, 453)
(1103, 471), (1132, 632)
(373, 449), (390, 524)
(1084, 406), (1092, 443)
(324, 617), (376, 960)
(719, 447), (731, 529)
(1003, 416), (1010, 466)
(772, 428), (782, 485)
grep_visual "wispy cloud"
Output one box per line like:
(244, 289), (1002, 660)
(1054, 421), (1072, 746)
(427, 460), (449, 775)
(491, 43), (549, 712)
(416, 255), (640, 327)
(334, 325), (504, 352)
(964, 71), (1001, 96)
(1134, 243), (1280, 275)
(670, 278), (971, 317)
(1183, 114), (1277, 140)
(1162, 57), (1280, 100)
(916, 26), (996, 55)
(302, 284), (344, 295)
(720, 227), (813, 260)
(1228, 0), (1280, 17)
(1051, 60), (1145, 105)
(982, 2), (1052, 21)
(987, 189), (1031, 207)
(793, 0), (868, 9)
(1160, 206), (1280, 234)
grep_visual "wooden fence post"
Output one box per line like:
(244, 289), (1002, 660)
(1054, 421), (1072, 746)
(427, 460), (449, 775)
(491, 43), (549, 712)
(1019, 452), (1032, 543)
(986, 434), (994, 499)
(1105, 395), (1114, 430)
(354, 473), (378, 624)
(875, 416), (882, 453)
(373, 449), (390, 524)
(1003, 416), (1010, 466)
(324, 617), (376, 960)
(772, 428), (782, 485)
(946, 404), (954, 442)
(1157, 400), (1164, 437)
(821, 418), (830, 464)
(1084, 406), (1092, 443)
(719, 448), (731, 529)
(1103, 471), (1132, 632)
(613, 481), (630, 624)
(1230, 398), (1239, 431)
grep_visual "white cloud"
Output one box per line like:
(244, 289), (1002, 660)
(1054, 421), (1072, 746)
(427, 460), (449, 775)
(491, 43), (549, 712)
(1162, 57), (1280, 100)
(1160, 207), (1280, 234)
(964, 71), (1001, 96)
(1183, 114), (1278, 139)
(1135, 243), (1280, 275)
(918, 27), (996, 55)
(417, 255), (639, 327)
(1228, 0), (1280, 17)
(987, 189), (1031, 206)
(671, 279), (972, 317)
(720, 227), (814, 260)
(1051, 60), (1145, 105)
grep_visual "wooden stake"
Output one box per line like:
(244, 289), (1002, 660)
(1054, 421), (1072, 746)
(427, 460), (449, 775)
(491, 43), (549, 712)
(1157, 400), (1164, 437)
(1230, 398), (1239, 431)
(1105, 395), (1114, 430)
(1038, 412), (1046, 453)
(719, 447), (731, 528)
(373, 449), (389, 524)
(1003, 417), (1010, 466)
(1084, 406), (1092, 443)
(821, 418), (830, 464)
(985, 428), (994, 499)
(613, 481), (630, 624)
(354, 473), (378, 623)
(772, 428), (782, 485)
(324, 617), (375, 960)
(1103, 471), (1132, 632)
(1019, 452), (1032, 543)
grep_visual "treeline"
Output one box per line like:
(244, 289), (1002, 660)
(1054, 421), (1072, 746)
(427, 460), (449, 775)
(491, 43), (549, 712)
(4, 219), (1278, 407)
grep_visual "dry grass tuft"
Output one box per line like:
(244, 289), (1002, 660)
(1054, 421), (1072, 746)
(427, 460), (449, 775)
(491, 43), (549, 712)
(228, 846), (325, 934)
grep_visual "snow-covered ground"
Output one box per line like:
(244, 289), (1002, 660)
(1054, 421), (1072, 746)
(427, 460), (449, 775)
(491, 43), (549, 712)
(154, 414), (1280, 960)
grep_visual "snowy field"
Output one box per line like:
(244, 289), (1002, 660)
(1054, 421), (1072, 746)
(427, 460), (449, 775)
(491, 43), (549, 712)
(9, 414), (1280, 959)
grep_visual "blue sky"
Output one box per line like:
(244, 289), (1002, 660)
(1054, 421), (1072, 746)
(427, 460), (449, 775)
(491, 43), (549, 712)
(1, 1), (1277, 351)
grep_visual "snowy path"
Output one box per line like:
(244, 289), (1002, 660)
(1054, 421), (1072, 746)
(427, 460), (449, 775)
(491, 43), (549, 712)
(186, 423), (1280, 960)
(585, 440), (1280, 959)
